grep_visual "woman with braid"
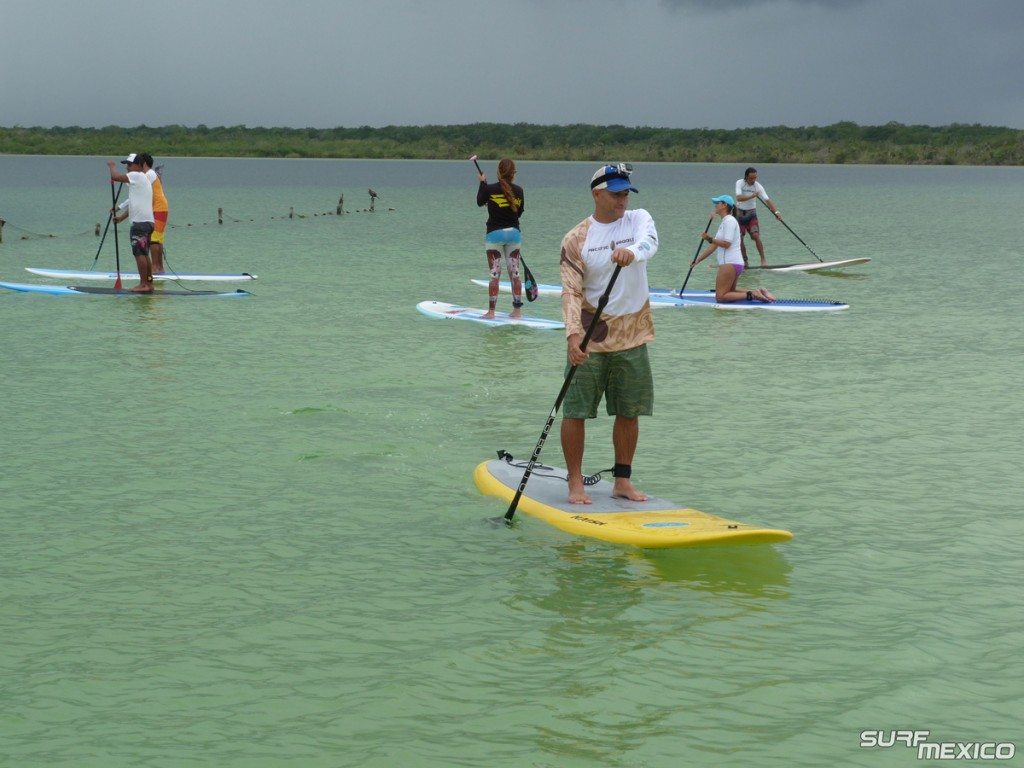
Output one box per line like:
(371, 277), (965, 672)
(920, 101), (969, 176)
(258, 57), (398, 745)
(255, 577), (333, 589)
(476, 158), (525, 319)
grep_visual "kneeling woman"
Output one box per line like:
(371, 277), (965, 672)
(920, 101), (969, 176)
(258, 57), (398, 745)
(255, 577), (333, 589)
(693, 194), (775, 303)
(477, 158), (525, 318)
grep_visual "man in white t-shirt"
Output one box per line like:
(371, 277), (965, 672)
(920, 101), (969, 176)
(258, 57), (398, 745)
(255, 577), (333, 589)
(108, 153), (155, 292)
(559, 164), (658, 505)
(734, 167), (782, 267)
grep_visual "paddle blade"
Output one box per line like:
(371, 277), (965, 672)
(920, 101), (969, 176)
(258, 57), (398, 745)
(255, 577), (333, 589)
(522, 260), (539, 302)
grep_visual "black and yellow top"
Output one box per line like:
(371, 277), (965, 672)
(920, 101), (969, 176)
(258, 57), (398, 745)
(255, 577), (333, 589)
(476, 180), (524, 233)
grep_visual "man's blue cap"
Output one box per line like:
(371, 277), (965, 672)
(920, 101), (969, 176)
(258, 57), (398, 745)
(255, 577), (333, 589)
(711, 194), (735, 207)
(591, 164), (639, 193)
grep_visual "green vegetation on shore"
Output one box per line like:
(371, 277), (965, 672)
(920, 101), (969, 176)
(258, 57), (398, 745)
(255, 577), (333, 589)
(1, 122), (1021, 165)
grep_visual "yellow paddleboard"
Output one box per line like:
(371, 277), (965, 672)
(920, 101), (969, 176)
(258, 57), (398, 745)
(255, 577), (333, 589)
(475, 458), (793, 549)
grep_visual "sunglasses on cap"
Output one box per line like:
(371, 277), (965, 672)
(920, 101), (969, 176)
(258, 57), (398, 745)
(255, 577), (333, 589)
(590, 163), (634, 189)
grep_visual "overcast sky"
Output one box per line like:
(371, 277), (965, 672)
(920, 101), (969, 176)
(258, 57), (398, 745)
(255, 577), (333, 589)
(2, 0), (1022, 129)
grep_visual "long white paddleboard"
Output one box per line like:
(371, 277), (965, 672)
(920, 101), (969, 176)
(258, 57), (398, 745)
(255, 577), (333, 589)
(26, 267), (257, 282)
(742, 258), (871, 272)
(474, 279), (846, 311)
(416, 301), (564, 329)
(1, 281), (251, 297)
(475, 457), (792, 549)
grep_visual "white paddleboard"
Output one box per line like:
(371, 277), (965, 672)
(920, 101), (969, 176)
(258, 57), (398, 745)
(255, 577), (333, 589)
(416, 301), (564, 329)
(743, 258), (871, 272)
(26, 267), (257, 282)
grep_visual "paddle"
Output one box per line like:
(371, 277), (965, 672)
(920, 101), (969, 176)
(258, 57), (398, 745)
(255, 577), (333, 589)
(678, 216), (715, 296)
(110, 182), (123, 290)
(760, 196), (822, 262)
(521, 258), (539, 302)
(471, 154), (538, 302)
(501, 264), (623, 524)
(91, 183), (123, 271)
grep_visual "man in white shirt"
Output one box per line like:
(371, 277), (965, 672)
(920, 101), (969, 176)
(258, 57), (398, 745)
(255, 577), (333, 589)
(559, 164), (658, 505)
(108, 153), (155, 292)
(734, 167), (782, 267)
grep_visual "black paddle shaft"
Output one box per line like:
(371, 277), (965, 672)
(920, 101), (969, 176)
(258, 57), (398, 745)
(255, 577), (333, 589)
(679, 216), (715, 296)
(92, 182), (124, 270)
(760, 196), (823, 262)
(503, 264), (623, 522)
(110, 183), (122, 275)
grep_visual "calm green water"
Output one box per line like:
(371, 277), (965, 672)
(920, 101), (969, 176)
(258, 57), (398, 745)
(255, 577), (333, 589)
(1, 157), (1021, 767)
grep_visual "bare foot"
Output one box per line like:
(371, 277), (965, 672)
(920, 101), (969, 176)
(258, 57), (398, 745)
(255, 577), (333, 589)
(509, 309), (523, 319)
(482, 311), (496, 319)
(131, 283), (154, 293)
(757, 288), (777, 302)
(568, 477), (592, 504)
(613, 479), (649, 502)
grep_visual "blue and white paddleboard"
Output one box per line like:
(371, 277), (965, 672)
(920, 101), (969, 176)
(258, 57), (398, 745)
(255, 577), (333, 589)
(473, 279), (845, 311)
(1, 281), (252, 297)
(26, 267), (257, 282)
(471, 278), (706, 305)
(416, 301), (564, 329)
(648, 290), (848, 312)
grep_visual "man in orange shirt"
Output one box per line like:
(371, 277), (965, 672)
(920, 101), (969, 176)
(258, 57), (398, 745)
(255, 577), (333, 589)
(139, 153), (169, 274)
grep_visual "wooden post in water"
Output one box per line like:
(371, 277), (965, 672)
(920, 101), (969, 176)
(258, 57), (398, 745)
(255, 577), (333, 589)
(95, 223), (101, 236)
(289, 207), (295, 219)
(337, 194), (344, 215)
(218, 207), (223, 225)
(0, 217), (5, 243)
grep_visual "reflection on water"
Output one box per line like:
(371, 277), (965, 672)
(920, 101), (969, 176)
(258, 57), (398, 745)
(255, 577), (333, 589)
(638, 545), (791, 595)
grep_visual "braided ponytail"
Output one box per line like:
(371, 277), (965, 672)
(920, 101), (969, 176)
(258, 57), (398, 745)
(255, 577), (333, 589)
(497, 158), (520, 214)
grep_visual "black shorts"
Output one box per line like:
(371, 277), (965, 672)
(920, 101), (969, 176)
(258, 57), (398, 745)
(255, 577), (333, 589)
(130, 222), (154, 257)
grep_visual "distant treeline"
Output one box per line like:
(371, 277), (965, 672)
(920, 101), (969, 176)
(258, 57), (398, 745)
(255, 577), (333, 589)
(1, 122), (1022, 165)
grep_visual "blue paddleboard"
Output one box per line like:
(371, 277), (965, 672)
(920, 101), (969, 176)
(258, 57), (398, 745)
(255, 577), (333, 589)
(26, 267), (257, 282)
(0, 281), (251, 297)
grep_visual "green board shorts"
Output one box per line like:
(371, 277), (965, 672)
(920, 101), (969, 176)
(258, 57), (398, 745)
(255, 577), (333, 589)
(562, 344), (654, 419)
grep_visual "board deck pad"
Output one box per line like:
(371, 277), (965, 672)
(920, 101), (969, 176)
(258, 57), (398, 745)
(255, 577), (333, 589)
(475, 458), (792, 549)
(0, 281), (251, 297)
(26, 267), (257, 282)
(416, 300), (564, 329)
